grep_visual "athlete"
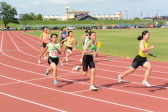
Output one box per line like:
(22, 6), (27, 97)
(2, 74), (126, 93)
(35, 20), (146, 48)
(78, 29), (91, 62)
(38, 26), (50, 63)
(59, 27), (67, 54)
(38, 34), (61, 85)
(118, 30), (155, 87)
(72, 31), (98, 91)
(60, 31), (76, 65)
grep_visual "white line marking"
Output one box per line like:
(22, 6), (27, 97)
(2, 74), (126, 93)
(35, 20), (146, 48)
(16, 32), (168, 67)
(0, 92), (66, 112)
(0, 75), (153, 112)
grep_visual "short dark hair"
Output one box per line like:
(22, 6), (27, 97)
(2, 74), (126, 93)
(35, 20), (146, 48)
(50, 33), (58, 38)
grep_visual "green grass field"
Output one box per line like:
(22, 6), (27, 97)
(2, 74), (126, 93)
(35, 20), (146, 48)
(0, 20), (165, 28)
(25, 28), (168, 62)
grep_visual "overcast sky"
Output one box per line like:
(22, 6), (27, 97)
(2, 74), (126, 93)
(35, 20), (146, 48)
(2, 0), (168, 19)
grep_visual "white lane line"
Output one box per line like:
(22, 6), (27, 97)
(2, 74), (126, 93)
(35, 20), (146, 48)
(0, 92), (66, 112)
(0, 74), (153, 112)
(0, 32), (167, 108)
(9, 32), (168, 80)
(16, 32), (168, 68)
(0, 65), (168, 102)
(1, 32), (168, 88)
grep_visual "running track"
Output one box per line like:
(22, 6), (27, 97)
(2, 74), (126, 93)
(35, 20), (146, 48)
(0, 31), (168, 112)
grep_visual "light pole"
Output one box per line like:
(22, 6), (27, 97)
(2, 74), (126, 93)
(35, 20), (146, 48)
(125, 10), (127, 19)
(141, 11), (143, 19)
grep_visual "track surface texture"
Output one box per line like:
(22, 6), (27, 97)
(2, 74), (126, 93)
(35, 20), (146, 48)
(0, 31), (168, 112)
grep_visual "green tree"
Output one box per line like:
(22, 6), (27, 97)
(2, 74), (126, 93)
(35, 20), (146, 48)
(134, 17), (140, 20)
(19, 13), (31, 28)
(35, 13), (43, 20)
(29, 12), (36, 20)
(0, 2), (19, 27)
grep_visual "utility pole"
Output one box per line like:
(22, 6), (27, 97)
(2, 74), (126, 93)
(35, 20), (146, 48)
(141, 11), (142, 19)
(125, 10), (127, 19)
(157, 10), (159, 16)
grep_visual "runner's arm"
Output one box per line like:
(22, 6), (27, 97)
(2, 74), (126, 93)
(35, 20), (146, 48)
(78, 35), (86, 44)
(140, 41), (154, 52)
(60, 38), (68, 44)
(40, 33), (44, 42)
(53, 45), (61, 55)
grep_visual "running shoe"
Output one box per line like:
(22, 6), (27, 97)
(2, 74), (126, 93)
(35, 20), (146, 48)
(89, 85), (97, 91)
(65, 57), (68, 61)
(60, 61), (63, 66)
(80, 59), (82, 63)
(118, 74), (122, 83)
(54, 80), (59, 85)
(46, 68), (49, 75)
(38, 59), (41, 64)
(142, 81), (151, 87)
(44, 55), (47, 60)
(72, 66), (80, 71)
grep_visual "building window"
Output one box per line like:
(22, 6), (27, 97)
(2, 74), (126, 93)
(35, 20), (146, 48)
(105, 17), (108, 20)
(110, 17), (113, 20)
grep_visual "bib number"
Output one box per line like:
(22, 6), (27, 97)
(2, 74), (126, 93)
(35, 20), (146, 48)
(68, 42), (73, 47)
(44, 37), (50, 43)
(50, 50), (59, 57)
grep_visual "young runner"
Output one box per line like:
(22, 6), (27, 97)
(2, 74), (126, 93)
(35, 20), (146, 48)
(72, 31), (98, 91)
(38, 34), (61, 85)
(38, 26), (50, 63)
(78, 29), (91, 62)
(60, 31), (76, 65)
(59, 27), (67, 54)
(118, 30), (155, 87)
(45, 29), (51, 58)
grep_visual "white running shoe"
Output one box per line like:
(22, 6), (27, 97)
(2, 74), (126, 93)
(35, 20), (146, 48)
(90, 85), (97, 91)
(65, 57), (68, 61)
(60, 61), (63, 66)
(142, 81), (151, 87)
(72, 66), (80, 71)
(118, 74), (122, 83)
(38, 59), (40, 63)
(80, 59), (82, 63)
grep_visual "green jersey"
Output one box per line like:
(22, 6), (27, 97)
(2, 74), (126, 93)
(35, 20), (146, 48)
(48, 43), (60, 58)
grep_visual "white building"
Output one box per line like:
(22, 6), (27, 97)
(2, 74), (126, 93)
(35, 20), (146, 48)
(42, 6), (122, 20)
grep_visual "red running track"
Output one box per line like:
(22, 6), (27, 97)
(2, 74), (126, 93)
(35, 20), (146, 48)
(0, 31), (168, 112)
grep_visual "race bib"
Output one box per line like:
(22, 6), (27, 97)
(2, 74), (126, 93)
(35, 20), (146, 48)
(68, 42), (73, 47)
(50, 50), (59, 57)
(44, 37), (50, 43)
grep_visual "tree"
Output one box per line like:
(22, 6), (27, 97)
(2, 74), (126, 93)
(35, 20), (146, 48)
(19, 13), (32, 28)
(134, 17), (140, 20)
(0, 2), (19, 27)
(35, 13), (43, 20)
(29, 12), (36, 20)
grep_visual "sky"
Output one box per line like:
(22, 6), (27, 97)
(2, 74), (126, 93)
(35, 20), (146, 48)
(2, 0), (168, 19)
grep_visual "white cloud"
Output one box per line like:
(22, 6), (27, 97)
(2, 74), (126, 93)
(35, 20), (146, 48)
(32, 0), (42, 5)
(19, 4), (28, 8)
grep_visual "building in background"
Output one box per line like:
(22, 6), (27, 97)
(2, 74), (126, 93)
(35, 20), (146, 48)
(42, 6), (122, 20)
